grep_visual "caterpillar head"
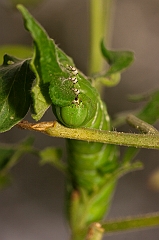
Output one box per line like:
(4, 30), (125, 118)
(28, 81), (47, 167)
(53, 101), (89, 128)
(50, 66), (98, 127)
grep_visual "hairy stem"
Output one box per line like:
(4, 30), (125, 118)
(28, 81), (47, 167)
(18, 121), (159, 150)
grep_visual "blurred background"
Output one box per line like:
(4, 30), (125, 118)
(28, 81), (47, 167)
(0, 0), (159, 239)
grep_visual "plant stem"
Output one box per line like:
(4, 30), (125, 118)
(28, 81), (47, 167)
(126, 114), (159, 134)
(88, 0), (113, 76)
(102, 212), (159, 234)
(17, 121), (159, 150)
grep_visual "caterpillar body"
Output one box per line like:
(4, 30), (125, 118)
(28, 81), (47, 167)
(52, 65), (119, 223)
(18, 5), (120, 232)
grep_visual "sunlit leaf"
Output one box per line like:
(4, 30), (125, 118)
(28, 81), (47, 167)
(17, 4), (76, 120)
(0, 55), (35, 132)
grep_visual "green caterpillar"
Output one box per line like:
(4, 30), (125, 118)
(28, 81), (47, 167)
(52, 64), (118, 190)
(17, 5), (120, 235)
(48, 47), (119, 196)
(52, 65), (119, 227)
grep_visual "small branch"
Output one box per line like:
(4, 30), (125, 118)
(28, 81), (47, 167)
(17, 121), (159, 150)
(102, 212), (159, 234)
(127, 114), (159, 134)
(88, 0), (113, 76)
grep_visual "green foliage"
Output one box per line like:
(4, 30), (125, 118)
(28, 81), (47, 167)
(0, 55), (35, 132)
(0, 5), (135, 132)
(17, 5), (99, 127)
(101, 40), (134, 75)
(0, 137), (64, 189)
(121, 90), (159, 164)
(39, 147), (66, 173)
(14, 5), (139, 237)
(93, 41), (134, 87)
(0, 45), (32, 64)
(137, 90), (159, 124)
(0, 4), (159, 240)
(0, 137), (35, 188)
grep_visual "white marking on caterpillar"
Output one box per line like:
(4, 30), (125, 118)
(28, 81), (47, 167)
(71, 86), (80, 105)
(91, 101), (99, 126)
(72, 88), (80, 96)
(105, 114), (110, 123)
(67, 65), (78, 75)
(72, 97), (80, 104)
(99, 102), (105, 130)
(68, 77), (78, 84)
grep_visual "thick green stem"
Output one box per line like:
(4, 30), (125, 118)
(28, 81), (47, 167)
(88, 0), (113, 76)
(18, 121), (159, 150)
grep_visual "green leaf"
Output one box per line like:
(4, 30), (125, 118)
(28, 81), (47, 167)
(31, 81), (51, 121)
(0, 54), (35, 132)
(137, 90), (159, 124)
(0, 148), (15, 170)
(95, 41), (134, 87)
(17, 4), (76, 120)
(0, 137), (35, 172)
(17, 4), (60, 119)
(0, 137), (35, 188)
(122, 90), (159, 164)
(0, 45), (32, 65)
(0, 147), (17, 188)
(30, 44), (52, 121)
(17, 4), (64, 84)
(101, 41), (134, 75)
(39, 147), (66, 173)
